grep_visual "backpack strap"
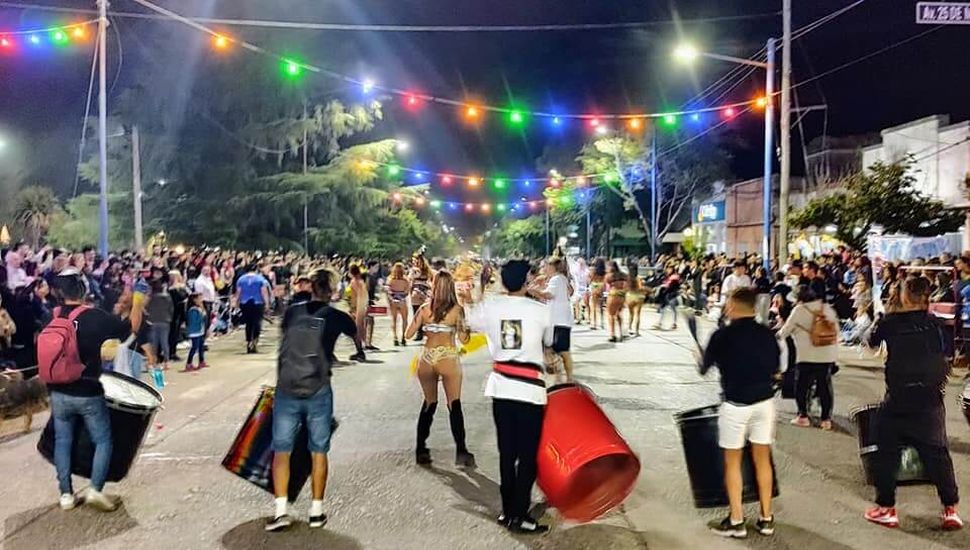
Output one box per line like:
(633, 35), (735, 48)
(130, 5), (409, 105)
(66, 305), (91, 322)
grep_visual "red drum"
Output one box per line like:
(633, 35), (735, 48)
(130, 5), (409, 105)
(536, 383), (640, 522)
(222, 386), (312, 503)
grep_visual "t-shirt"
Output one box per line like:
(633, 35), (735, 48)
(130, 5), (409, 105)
(46, 305), (132, 397)
(701, 317), (780, 405)
(237, 272), (270, 305)
(545, 274), (574, 327)
(467, 295), (553, 406)
(721, 273), (752, 302)
(282, 300), (358, 361)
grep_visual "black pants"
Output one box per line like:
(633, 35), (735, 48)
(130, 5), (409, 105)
(874, 403), (959, 507)
(492, 398), (545, 520)
(240, 302), (265, 344)
(412, 305), (424, 339)
(795, 362), (834, 420)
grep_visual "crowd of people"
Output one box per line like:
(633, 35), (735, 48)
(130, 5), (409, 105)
(2, 239), (967, 536)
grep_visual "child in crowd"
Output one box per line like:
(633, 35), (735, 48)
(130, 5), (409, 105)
(184, 292), (208, 371)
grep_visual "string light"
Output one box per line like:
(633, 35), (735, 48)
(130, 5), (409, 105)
(71, 26), (86, 39)
(387, 165), (401, 177)
(50, 30), (68, 45)
(465, 203), (474, 212)
(508, 110), (525, 126)
(628, 118), (642, 130)
(662, 114), (677, 127)
(464, 105), (480, 120)
(392, 192), (403, 202)
(212, 34), (230, 50)
(0, 37), (12, 49)
(441, 175), (453, 185)
(362, 78), (376, 93)
(493, 179), (506, 189)
(468, 177), (480, 187)
(414, 197), (425, 206)
(28, 34), (41, 45)
(430, 200), (441, 209)
(723, 107), (736, 118)
(282, 59), (303, 78)
(755, 97), (768, 108)
(481, 203), (491, 213)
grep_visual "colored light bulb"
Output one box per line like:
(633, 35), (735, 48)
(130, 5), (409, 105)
(282, 59), (303, 78)
(690, 113), (701, 122)
(552, 117), (562, 125)
(51, 30), (68, 44)
(628, 118), (642, 130)
(362, 78), (376, 93)
(494, 179), (506, 189)
(414, 197), (426, 206)
(0, 37), (11, 49)
(755, 97), (767, 108)
(392, 192), (402, 202)
(723, 107), (736, 118)
(28, 34), (41, 45)
(71, 26), (86, 39)
(430, 200), (441, 209)
(589, 118), (600, 128)
(465, 106), (479, 120)
(468, 177), (480, 187)
(663, 114), (677, 126)
(509, 110), (524, 125)
(497, 204), (506, 212)
(441, 175), (453, 185)
(213, 35), (230, 49)
(387, 165), (401, 177)
(481, 203), (491, 213)
(465, 203), (474, 212)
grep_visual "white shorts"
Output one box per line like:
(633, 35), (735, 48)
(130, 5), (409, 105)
(718, 399), (776, 449)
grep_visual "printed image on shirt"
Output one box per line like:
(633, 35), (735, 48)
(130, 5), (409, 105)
(501, 320), (522, 350)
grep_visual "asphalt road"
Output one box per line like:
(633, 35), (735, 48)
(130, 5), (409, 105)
(1, 308), (969, 550)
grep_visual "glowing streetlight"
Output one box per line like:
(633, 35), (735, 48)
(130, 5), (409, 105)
(673, 43), (700, 63)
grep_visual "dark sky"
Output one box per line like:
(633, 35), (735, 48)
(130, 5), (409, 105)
(2, 0), (968, 199)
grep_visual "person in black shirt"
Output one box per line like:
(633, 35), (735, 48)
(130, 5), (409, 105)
(701, 287), (780, 538)
(864, 277), (962, 530)
(46, 269), (136, 513)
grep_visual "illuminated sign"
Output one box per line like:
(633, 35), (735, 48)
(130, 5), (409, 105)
(695, 200), (725, 223)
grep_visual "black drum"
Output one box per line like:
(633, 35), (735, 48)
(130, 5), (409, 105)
(222, 386), (311, 503)
(38, 372), (163, 482)
(962, 384), (970, 428)
(674, 405), (779, 509)
(850, 404), (929, 485)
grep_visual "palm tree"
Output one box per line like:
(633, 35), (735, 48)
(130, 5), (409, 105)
(13, 185), (59, 248)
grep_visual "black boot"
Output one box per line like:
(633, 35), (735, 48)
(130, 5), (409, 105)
(415, 401), (437, 465)
(449, 399), (476, 469)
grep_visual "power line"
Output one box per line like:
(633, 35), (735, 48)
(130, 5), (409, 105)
(72, 28), (100, 198)
(0, 1), (779, 32)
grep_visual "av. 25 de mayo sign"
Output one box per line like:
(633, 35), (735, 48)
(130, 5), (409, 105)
(917, 2), (970, 24)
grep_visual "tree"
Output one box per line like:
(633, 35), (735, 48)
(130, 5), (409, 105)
(790, 158), (965, 251)
(13, 185), (60, 248)
(576, 131), (729, 250)
(492, 216), (547, 258)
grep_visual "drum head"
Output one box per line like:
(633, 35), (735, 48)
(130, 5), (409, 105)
(102, 372), (163, 412)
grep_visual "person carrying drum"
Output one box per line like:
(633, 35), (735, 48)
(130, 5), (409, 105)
(700, 287), (780, 538)
(266, 268), (339, 532)
(864, 276), (962, 531)
(42, 269), (139, 512)
(465, 260), (553, 534)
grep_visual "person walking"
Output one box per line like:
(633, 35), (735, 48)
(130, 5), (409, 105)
(182, 292), (208, 372)
(528, 257), (574, 380)
(864, 277), (962, 530)
(466, 260), (553, 534)
(777, 285), (839, 430)
(42, 269), (137, 512)
(700, 287), (780, 538)
(266, 269), (338, 532)
(145, 278), (174, 370)
(386, 263), (411, 346)
(235, 265), (272, 354)
(406, 270), (475, 468)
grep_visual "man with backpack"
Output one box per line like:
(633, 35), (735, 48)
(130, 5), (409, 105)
(864, 277), (962, 530)
(777, 285), (839, 430)
(40, 269), (136, 512)
(266, 268), (342, 532)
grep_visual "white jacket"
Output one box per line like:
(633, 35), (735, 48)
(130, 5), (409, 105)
(778, 300), (839, 364)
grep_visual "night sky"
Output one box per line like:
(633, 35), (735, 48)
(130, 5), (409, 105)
(2, 0), (968, 200)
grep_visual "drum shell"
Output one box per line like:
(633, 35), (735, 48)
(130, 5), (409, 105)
(37, 372), (161, 483)
(537, 383), (640, 523)
(962, 396), (970, 428)
(221, 386), (311, 503)
(851, 404), (930, 485)
(674, 405), (780, 509)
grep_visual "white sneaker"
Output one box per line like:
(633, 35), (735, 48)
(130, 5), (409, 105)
(59, 493), (78, 510)
(83, 488), (120, 512)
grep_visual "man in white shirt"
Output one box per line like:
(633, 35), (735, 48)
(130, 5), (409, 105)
(529, 257), (574, 380)
(467, 260), (553, 535)
(720, 260), (753, 302)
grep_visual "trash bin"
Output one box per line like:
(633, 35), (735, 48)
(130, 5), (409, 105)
(536, 383), (640, 523)
(851, 404), (929, 485)
(674, 404), (779, 509)
(37, 372), (162, 482)
(221, 386), (312, 503)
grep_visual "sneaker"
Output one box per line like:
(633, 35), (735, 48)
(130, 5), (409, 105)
(708, 516), (747, 538)
(790, 415), (811, 428)
(265, 514), (293, 532)
(83, 488), (119, 512)
(756, 516), (775, 536)
(496, 513), (510, 527)
(510, 516), (550, 534)
(349, 352), (366, 362)
(942, 506), (964, 531)
(365, 345), (380, 351)
(59, 493), (77, 510)
(819, 420), (834, 431)
(308, 513), (328, 529)
(180, 364), (196, 373)
(198, 362), (209, 369)
(416, 448), (432, 466)
(864, 506), (899, 528)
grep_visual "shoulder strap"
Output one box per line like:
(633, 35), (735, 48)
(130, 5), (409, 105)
(67, 305), (90, 321)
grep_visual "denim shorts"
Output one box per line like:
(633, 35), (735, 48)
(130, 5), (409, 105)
(272, 385), (333, 454)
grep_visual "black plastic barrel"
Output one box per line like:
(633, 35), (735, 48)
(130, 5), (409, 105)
(37, 372), (162, 482)
(674, 404), (780, 509)
(850, 404), (929, 485)
(962, 392), (970, 429)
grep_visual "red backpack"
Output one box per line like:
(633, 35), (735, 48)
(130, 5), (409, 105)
(37, 306), (90, 385)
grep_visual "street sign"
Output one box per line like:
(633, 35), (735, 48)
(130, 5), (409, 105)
(916, 2), (970, 24)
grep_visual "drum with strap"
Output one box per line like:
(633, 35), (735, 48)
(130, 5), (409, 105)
(38, 371), (162, 482)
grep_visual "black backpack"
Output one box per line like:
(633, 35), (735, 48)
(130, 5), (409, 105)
(277, 303), (330, 398)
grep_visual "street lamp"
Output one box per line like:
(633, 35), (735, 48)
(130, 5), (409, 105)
(675, 41), (775, 269)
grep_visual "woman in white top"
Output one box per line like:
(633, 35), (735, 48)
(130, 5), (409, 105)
(777, 285), (839, 430)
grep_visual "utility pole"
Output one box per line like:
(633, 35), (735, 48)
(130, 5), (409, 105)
(96, 0), (110, 255)
(650, 129), (658, 264)
(132, 125), (143, 251)
(762, 38), (776, 271)
(778, 0), (793, 266)
(302, 100), (309, 253)
(545, 207), (550, 257)
(586, 205), (592, 258)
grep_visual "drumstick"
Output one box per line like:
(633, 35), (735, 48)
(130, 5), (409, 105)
(686, 316), (704, 367)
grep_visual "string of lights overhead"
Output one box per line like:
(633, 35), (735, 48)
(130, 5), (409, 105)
(0, 20), (94, 49)
(128, 0), (770, 131)
(390, 187), (599, 216)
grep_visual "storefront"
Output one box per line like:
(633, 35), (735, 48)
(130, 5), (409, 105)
(691, 198), (726, 254)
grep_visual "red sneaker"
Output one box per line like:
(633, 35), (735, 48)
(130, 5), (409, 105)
(198, 362), (209, 369)
(942, 506), (963, 531)
(865, 506), (899, 528)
